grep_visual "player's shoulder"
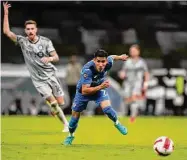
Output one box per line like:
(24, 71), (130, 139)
(139, 57), (147, 64)
(82, 60), (94, 74)
(17, 35), (26, 41)
(39, 35), (52, 42)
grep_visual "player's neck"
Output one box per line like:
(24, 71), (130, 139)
(132, 56), (140, 61)
(28, 35), (39, 43)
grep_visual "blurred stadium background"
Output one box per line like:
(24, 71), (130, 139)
(1, 1), (187, 117)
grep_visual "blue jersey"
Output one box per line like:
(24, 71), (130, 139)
(72, 56), (114, 112)
(76, 56), (114, 93)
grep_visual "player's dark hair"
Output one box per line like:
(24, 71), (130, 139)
(130, 44), (140, 51)
(94, 49), (108, 58)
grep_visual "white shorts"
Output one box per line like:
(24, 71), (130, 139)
(32, 75), (64, 99)
(123, 81), (142, 98)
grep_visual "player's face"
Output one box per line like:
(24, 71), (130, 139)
(25, 24), (37, 41)
(129, 47), (140, 58)
(94, 57), (107, 72)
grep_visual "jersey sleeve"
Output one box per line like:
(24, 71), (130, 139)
(81, 69), (92, 85)
(16, 35), (25, 46)
(47, 40), (55, 55)
(106, 56), (114, 70)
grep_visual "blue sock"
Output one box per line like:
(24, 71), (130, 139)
(102, 106), (117, 123)
(69, 116), (79, 134)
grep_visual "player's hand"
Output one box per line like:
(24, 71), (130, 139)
(143, 82), (148, 91)
(100, 80), (110, 89)
(3, 2), (11, 15)
(120, 54), (129, 61)
(40, 57), (53, 64)
(118, 71), (126, 79)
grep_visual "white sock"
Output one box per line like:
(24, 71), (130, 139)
(115, 120), (119, 125)
(49, 101), (69, 126)
(56, 107), (69, 126)
(130, 103), (138, 118)
(69, 133), (74, 137)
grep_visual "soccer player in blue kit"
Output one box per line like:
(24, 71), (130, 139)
(63, 49), (129, 145)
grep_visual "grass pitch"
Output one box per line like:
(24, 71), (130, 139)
(1, 116), (187, 160)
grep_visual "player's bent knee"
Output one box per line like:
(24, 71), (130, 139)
(48, 100), (61, 115)
(46, 95), (56, 103)
(72, 111), (81, 118)
(56, 96), (65, 105)
(100, 100), (111, 108)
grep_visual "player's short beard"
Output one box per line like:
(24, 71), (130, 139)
(28, 34), (35, 40)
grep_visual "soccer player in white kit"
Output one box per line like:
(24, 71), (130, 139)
(119, 44), (149, 123)
(3, 2), (69, 132)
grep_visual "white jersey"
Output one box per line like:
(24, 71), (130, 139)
(122, 57), (148, 84)
(16, 35), (57, 81)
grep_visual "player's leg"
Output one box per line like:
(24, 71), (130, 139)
(97, 90), (128, 135)
(129, 84), (143, 123)
(55, 96), (69, 132)
(63, 97), (88, 145)
(129, 99), (138, 123)
(100, 100), (128, 135)
(36, 83), (68, 131)
(48, 75), (69, 132)
(63, 111), (80, 145)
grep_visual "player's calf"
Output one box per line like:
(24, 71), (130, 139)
(102, 106), (128, 135)
(46, 100), (69, 132)
(102, 106), (117, 123)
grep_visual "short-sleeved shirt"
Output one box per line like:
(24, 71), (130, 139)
(76, 56), (114, 93)
(72, 56), (114, 112)
(16, 35), (57, 81)
(122, 57), (148, 84)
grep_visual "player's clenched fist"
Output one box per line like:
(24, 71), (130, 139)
(3, 2), (11, 15)
(40, 57), (53, 64)
(100, 80), (110, 89)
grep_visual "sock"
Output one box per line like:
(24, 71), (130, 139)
(102, 106), (118, 123)
(58, 104), (69, 126)
(68, 116), (79, 136)
(130, 102), (138, 118)
(47, 101), (68, 126)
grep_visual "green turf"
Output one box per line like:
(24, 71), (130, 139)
(1, 116), (187, 160)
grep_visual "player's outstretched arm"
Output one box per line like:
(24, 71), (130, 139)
(82, 81), (110, 95)
(3, 2), (17, 42)
(111, 54), (128, 61)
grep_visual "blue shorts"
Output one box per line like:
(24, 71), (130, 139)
(72, 89), (110, 112)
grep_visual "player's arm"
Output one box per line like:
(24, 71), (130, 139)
(3, 2), (17, 42)
(49, 51), (59, 62)
(81, 69), (109, 95)
(143, 71), (150, 90)
(82, 81), (110, 95)
(41, 51), (59, 64)
(110, 54), (128, 61)
(41, 39), (59, 64)
(142, 61), (150, 91)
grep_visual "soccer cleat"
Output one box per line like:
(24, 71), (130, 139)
(114, 122), (128, 135)
(62, 125), (69, 133)
(129, 117), (136, 123)
(63, 136), (75, 145)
